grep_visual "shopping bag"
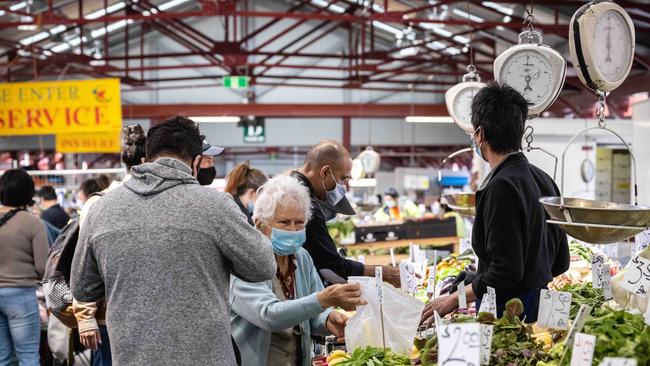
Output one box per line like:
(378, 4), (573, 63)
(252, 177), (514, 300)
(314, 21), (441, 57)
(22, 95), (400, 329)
(345, 276), (425, 354)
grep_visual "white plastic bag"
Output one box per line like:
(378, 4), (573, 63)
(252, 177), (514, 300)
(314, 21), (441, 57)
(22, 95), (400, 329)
(345, 276), (425, 354)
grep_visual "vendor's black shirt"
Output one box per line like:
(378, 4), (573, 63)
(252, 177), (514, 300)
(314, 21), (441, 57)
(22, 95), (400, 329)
(471, 153), (569, 302)
(292, 171), (365, 280)
(41, 204), (70, 230)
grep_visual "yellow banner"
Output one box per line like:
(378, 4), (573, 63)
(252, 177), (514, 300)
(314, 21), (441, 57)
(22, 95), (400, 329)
(56, 131), (121, 153)
(0, 78), (122, 136)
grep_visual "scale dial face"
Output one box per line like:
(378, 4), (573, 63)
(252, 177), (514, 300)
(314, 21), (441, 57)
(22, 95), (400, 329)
(445, 81), (485, 134)
(591, 10), (634, 83)
(499, 49), (554, 111)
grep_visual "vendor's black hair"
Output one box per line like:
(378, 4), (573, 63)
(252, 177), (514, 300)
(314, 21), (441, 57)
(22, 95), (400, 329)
(37, 186), (57, 201)
(79, 178), (101, 198)
(122, 124), (147, 170)
(471, 81), (528, 154)
(0, 169), (35, 207)
(147, 116), (203, 163)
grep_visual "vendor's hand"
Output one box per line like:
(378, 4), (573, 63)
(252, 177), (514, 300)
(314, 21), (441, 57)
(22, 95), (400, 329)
(318, 283), (367, 311)
(79, 328), (101, 351)
(326, 311), (348, 339)
(420, 294), (458, 327)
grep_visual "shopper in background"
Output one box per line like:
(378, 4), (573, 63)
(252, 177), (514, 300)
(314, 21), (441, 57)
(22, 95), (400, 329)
(76, 178), (102, 208)
(37, 185), (70, 230)
(292, 140), (401, 287)
(71, 116), (276, 365)
(373, 187), (420, 222)
(422, 82), (569, 323)
(95, 175), (110, 191)
(231, 175), (365, 366)
(225, 161), (268, 225)
(197, 139), (225, 186)
(0, 169), (49, 366)
(73, 124), (147, 366)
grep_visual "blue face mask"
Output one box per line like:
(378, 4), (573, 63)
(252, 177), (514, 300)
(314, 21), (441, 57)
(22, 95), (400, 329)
(270, 227), (307, 256)
(247, 202), (254, 215)
(323, 167), (346, 206)
(472, 127), (485, 161)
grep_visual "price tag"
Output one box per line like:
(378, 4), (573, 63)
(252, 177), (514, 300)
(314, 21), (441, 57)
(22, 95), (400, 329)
(357, 255), (366, 264)
(390, 248), (396, 267)
(406, 263), (417, 295)
(591, 255), (605, 288)
(635, 230), (650, 253)
(537, 289), (572, 330)
(621, 255), (650, 296)
(599, 357), (638, 366)
(458, 281), (467, 309)
(438, 323), (481, 366)
(410, 244), (421, 263)
(566, 304), (592, 348)
(434, 310), (444, 327)
(375, 266), (383, 303)
(645, 300), (650, 326)
(479, 286), (498, 318)
(570, 333), (596, 366)
(480, 325), (493, 365)
(427, 266), (437, 294)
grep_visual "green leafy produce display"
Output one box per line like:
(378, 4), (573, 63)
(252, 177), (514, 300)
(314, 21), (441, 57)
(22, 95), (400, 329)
(569, 241), (593, 262)
(558, 282), (606, 318)
(337, 346), (410, 366)
(327, 220), (356, 245)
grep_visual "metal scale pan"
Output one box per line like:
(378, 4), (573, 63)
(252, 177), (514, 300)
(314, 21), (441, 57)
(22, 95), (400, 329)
(540, 126), (650, 244)
(438, 147), (476, 217)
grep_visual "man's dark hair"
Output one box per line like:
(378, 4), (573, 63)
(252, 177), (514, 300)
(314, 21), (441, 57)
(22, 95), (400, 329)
(79, 178), (101, 198)
(122, 124), (147, 170)
(37, 185), (57, 201)
(0, 169), (35, 207)
(146, 116), (203, 162)
(471, 81), (528, 154)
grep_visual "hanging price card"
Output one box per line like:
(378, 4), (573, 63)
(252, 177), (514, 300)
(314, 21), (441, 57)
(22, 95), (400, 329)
(375, 266), (383, 303)
(566, 304), (592, 348)
(570, 333), (596, 366)
(621, 255), (650, 296)
(427, 266), (437, 294)
(599, 358), (637, 366)
(636, 230), (650, 253)
(458, 281), (467, 309)
(592, 255), (605, 288)
(480, 325), (493, 365)
(537, 289), (572, 330)
(438, 323), (481, 366)
(399, 262), (417, 295)
(479, 287), (498, 318)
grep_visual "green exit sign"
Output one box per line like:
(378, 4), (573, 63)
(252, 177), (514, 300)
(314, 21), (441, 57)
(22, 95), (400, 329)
(223, 75), (249, 89)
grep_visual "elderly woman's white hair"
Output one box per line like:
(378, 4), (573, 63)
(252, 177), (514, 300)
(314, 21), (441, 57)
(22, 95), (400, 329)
(253, 175), (312, 224)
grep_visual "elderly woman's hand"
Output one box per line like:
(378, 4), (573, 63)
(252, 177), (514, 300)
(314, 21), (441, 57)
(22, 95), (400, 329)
(317, 283), (367, 311)
(326, 311), (348, 339)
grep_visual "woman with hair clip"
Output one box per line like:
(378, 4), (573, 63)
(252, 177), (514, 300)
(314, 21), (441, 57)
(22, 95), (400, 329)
(225, 161), (268, 225)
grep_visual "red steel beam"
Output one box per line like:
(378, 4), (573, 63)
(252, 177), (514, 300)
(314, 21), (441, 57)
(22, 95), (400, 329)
(121, 103), (449, 119)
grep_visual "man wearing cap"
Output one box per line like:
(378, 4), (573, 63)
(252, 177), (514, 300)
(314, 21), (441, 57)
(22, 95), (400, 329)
(197, 139), (226, 186)
(292, 140), (401, 287)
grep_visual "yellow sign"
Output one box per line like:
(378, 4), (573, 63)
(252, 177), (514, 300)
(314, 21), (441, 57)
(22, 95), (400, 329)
(0, 78), (122, 136)
(56, 131), (121, 153)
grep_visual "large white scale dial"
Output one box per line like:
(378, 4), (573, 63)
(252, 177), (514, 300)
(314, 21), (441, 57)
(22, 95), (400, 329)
(445, 67), (486, 134)
(569, 1), (635, 92)
(494, 30), (566, 118)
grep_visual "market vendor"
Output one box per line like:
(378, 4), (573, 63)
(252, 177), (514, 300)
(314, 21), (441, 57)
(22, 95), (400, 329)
(422, 82), (569, 323)
(230, 175), (366, 366)
(373, 187), (421, 222)
(292, 140), (401, 287)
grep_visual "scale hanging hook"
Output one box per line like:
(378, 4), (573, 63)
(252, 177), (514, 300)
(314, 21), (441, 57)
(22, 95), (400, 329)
(596, 91), (608, 128)
(524, 124), (535, 150)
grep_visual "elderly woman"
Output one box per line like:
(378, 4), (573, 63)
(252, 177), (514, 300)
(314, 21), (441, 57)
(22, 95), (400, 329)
(230, 175), (365, 366)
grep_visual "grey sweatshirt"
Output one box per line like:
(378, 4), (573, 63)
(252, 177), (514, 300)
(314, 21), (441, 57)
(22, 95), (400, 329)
(70, 157), (276, 366)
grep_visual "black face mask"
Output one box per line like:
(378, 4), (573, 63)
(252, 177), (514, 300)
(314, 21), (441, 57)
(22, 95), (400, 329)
(197, 167), (217, 186)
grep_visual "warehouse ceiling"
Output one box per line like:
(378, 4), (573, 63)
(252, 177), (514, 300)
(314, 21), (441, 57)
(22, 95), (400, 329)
(1, 0), (649, 118)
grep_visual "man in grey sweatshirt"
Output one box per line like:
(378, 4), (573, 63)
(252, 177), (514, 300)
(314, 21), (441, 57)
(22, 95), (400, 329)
(71, 117), (276, 365)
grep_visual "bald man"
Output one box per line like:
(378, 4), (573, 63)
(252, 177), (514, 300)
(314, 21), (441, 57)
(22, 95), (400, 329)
(292, 140), (401, 287)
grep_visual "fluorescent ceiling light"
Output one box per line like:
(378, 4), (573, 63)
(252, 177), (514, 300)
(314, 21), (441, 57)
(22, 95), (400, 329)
(453, 35), (470, 44)
(50, 25), (66, 34)
(10, 2), (28, 11)
(86, 2), (126, 19)
(19, 31), (50, 45)
(50, 43), (71, 53)
(503, 15), (512, 23)
(496, 25), (506, 32)
(349, 178), (377, 188)
(18, 25), (37, 31)
(444, 47), (461, 55)
(399, 47), (418, 57)
(452, 8), (484, 23)
(190, 116), (241, 123)
(312, 0), (345, 13)
(0, 10), (6, 16)
(429, 41), (447, 50)
(432, 27), (453, 38)
(159, 0), (192, 11)
(482, 1), (514, 15)
(372, 21), (402, 36)
(405, 116), (454, 123)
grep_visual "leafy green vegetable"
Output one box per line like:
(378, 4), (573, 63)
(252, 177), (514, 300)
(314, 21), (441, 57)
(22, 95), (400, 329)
(338, 346), (411, 366)
(558, 282), (605, 319)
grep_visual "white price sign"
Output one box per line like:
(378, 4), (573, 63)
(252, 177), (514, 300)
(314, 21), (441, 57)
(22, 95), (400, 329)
(599, 358), (637, 366)
(399, 262), (417, 295)
(537, 289), (572, 330)
(570, 333), (596, 366)
(390, 248), (396, 267)
(645, 301), (650, 326)
(566, 304), (592, 348)
(438, 323), (481, 366)
(591, 255), (605, 288)
(427, 266), (437, 294)
(480, 325), (493, 365)
(375, 266), (383, 303)
(621, 255), (650, 296)
(458, 281), (467, 309)
(479, 287), (498, 318)
(636, 230), (650, 253)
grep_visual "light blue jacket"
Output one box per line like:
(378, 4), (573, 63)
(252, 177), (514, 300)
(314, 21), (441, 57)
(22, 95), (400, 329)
(230, 248), (333, 366)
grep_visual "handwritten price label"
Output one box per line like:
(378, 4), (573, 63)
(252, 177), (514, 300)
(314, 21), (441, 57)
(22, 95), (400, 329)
(427, 265), (437, 294)
(592, 255), (613, 299)
(480, 325), (493, 365)
(635, 230), (650, 253)
(570, 333), (596, 366)
(399, 262), (417, 295)
(566, 304), (592, 348)
(599, 358), (638, 366)
(458, 281), (467, 309)
(479, 286), (498, 318)
(438, 323), (481, 366)
(621, 255), (650, 296)
(375, 266), (383, 303)
(537, 289), (572, 330)
(390, 248), (396, 267)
